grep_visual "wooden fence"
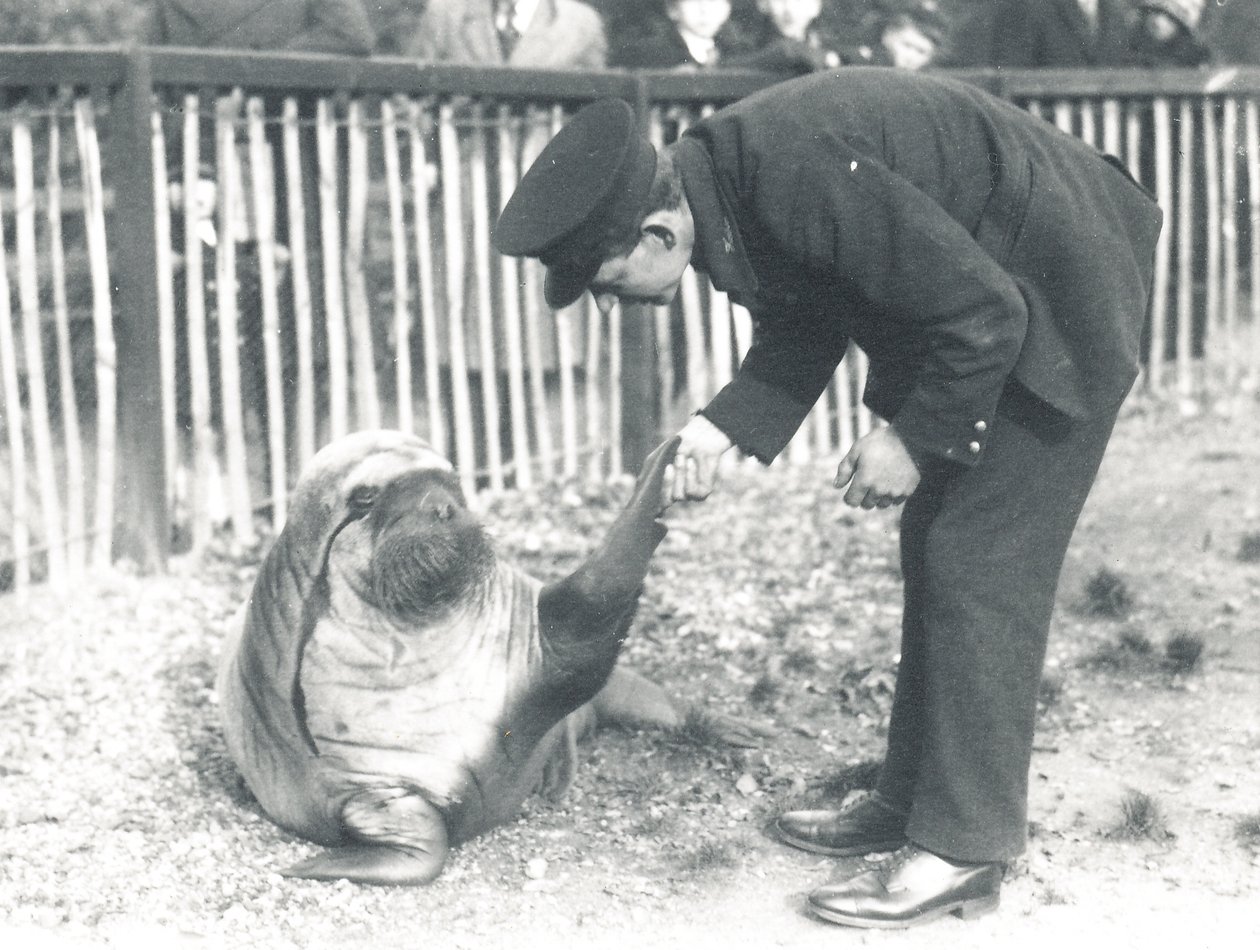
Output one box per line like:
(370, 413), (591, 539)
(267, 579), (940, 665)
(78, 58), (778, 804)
(0, 49), (1258, 591)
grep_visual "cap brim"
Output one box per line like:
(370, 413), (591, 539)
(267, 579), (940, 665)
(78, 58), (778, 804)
(543, 255), (601, 310)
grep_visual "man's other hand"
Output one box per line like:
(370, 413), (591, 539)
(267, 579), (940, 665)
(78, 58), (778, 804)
(667, 415), (734, 503)
(834, 426), (921, 509)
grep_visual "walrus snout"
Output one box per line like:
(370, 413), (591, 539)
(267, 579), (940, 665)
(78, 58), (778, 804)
(362, 471), (494, 623)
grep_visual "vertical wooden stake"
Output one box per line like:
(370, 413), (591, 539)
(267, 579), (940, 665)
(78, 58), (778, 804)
(246, 97), (288, 528)
(108, 52), (168, 569)
(317, 97), (349, 440)
(182, 93), (216, 551)
(496, 104), (532, 488)
(46, 110), (86, 575)
(0, 184), (29, 588)
(406, 99), (446, 456)
(380, 98), (414, 434)
(1149, 98), (1173, 391)
(467, 102), (503, 491)
(13, 111), (66, 584)
(1222, 98), (1239, 390)
(438, 102), (478, 497)
(1202, 98), (1222, 370)
(74, 96), (116, 570)
(149, 105), (178, 541)
(1245, 100), (1260, 392)
(282, 97), (316, 470)
(1175, 99), (1194, 396)
(215, 91), (253, 545)
(345, 98), (380, 431)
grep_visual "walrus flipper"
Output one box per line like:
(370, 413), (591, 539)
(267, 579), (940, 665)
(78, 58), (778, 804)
(281, 787), (449, 886)
(593, 666), (778, 747)
(539, 437), (680, 630)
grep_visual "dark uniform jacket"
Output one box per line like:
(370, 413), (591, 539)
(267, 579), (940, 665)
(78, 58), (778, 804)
(677, 69), (1162, 465)
(961, 0), (1139, 68)
(146, 0), (375, 54)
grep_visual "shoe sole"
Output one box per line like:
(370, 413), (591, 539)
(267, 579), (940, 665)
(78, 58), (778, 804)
(808, 893), (1000, 929)
(775, 827), (907, 857)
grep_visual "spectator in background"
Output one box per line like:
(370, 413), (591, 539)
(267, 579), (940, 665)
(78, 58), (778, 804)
(610, 0), (755, 68)
(407, 0), (607, 68)
(1129, 0), (1211, 66)
(959, 0), (1140, 68)
(729, 0), (850, 76)
(366, 0), (427, 56)
(858, 0), (949, 69)
(145, 0), (374, 53)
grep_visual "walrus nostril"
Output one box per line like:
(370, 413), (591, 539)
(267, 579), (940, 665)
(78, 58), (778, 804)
(434, 503), (455, 522)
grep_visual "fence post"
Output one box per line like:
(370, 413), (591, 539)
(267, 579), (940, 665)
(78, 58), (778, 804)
(620, 75), (664, 472)
(109, 49), (169, 571)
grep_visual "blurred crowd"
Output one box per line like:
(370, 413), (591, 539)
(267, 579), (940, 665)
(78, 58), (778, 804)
(131, 0), (1260, 72)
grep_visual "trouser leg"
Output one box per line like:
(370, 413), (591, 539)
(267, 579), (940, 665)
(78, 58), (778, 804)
(881, 382), (1122, 862)
(873, 475), (940, 815)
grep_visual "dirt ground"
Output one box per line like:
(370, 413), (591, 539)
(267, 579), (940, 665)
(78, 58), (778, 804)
(1, 394), (1258, 950)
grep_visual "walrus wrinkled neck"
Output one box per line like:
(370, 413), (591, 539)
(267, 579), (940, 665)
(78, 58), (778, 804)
(367, 519), (496, 627)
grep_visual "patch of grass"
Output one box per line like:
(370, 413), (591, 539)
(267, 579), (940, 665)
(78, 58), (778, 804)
(1039, 886), (1072, 906)
(1237, 533), (1260, 564)
(1163, 631), (1205, 674)
(816, 759), (882, 801)
(628, 811), (672, 839)
(1233, 813), (1260, 849)
(1110, 789), (1169, 841)
(781, 647), (818, 675)
(1082, 628), (1155, 671)
(614, 770), (667, 801)
(675, 839), (738, 875)
(670, 708), (727, 749)
(1082, 568), (1134, 619)
(748, 673), (780, 708)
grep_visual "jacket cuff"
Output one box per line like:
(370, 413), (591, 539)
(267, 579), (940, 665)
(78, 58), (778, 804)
(890, 389), (996, 467)
(699, 375), (813, 464)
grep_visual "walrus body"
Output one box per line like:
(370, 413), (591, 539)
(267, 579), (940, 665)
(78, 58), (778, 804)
(217, 431), (703, 885)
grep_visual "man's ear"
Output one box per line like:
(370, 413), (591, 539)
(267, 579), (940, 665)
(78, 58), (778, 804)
(640, 208), (685, 252)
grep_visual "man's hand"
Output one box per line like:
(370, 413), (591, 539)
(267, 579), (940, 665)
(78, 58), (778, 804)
(667, 414), (734, 503)
(834, 425), (921, 509)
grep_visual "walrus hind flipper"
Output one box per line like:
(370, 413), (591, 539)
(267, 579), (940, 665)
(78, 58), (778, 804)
(282, 787), (449, 885)
(281, 842), (445, 886)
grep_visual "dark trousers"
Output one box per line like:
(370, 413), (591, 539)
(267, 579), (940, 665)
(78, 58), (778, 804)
(874, 380), (1126, 863)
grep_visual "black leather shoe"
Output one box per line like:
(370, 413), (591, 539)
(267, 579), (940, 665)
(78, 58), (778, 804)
(807, 845), (1002, 929)
(775, 791), (908, 856)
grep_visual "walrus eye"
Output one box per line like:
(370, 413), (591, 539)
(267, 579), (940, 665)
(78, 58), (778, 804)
(347, 484), (379, 515)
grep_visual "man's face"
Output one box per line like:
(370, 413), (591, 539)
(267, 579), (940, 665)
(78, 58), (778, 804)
(588, 216), (695, 314)
(668, 0), (732, 40)
(881, 23), (937, 71)
(758, 0), (822, 42)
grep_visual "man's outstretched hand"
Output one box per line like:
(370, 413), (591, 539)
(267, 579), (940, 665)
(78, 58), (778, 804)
(834, 425), (921, 509)
(666, 414), (735, 504)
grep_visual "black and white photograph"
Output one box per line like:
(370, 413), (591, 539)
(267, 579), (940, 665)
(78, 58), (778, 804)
(1, 1), (1258, 947)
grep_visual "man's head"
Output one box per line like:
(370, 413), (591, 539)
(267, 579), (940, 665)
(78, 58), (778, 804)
(667, 0), (733, 41)
(757, 0), (823, 42)
(1137, 0), (1205, 40)
(879, 12), (943, 71)
(494, 98), (693, 313)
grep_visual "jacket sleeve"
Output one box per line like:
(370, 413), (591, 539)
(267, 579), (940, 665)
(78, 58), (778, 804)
(700, 304), (850, 463)
(740, 139), (1030, 467)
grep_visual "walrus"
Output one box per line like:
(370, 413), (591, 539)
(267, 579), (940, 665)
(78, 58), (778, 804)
(217, 430), (766, 885)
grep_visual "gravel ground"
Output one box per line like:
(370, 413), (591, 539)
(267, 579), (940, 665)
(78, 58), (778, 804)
(2, 398), (1259, 949)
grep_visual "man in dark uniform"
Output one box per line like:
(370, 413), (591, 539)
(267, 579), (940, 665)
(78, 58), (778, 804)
(493, 69), (1161, 928)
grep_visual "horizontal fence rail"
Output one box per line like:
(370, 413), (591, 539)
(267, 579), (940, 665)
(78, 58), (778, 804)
(0, 48), (1258, 591)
